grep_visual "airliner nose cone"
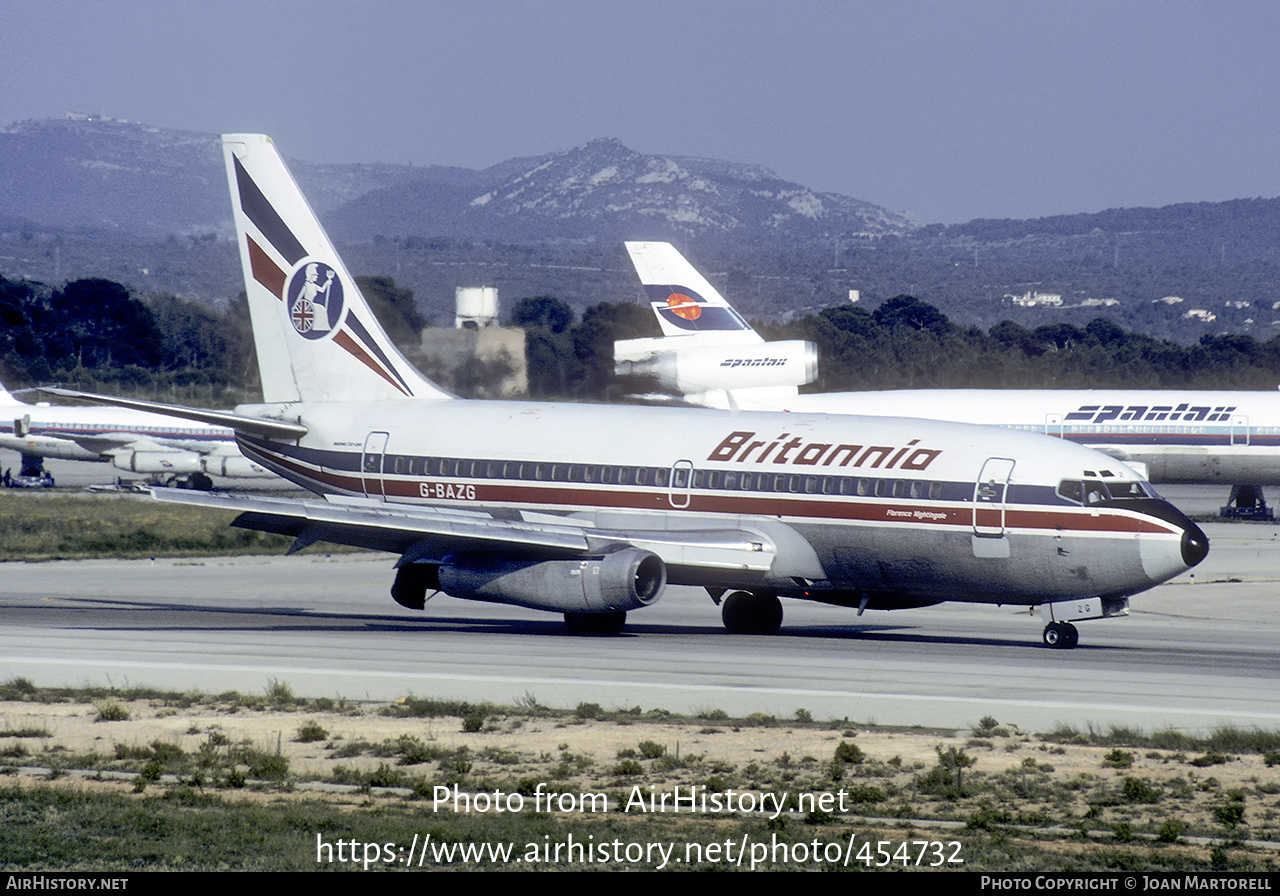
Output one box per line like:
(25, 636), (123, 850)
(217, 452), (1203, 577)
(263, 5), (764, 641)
(1181, 522), (1209, 568)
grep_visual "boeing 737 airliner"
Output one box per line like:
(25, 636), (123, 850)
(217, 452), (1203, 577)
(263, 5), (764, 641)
(51, 137), (1208, 649)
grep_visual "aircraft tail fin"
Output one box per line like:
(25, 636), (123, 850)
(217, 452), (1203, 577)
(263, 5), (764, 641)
(222, 134), (451, 404)
(624, 241), (762, 342)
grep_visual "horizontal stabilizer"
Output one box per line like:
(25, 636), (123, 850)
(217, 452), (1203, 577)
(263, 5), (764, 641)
(40, 388), (307, 439)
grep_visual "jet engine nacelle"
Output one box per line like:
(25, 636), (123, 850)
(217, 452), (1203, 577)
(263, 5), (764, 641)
(203, 454), (275, 478)
(438, 548), (666, 614)
(616, 341), (818, 394)
(110, 450), (202, 475)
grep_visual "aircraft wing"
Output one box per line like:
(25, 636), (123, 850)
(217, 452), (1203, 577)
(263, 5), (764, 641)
(152, 490), (777, 577)
(58, 432), (168, 455)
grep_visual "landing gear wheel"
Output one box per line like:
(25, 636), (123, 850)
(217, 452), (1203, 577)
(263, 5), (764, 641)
(391, 564), (438, 610)
(1043, 621), (1079, 650)
(564, 611), (626, 636)
(1061, 622), (1078, 649)
(721, 591), (783, 635)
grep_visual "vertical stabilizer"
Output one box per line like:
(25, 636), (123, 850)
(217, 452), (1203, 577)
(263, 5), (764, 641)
(624, 241), (761, 342)
(222, 134), (451, 404)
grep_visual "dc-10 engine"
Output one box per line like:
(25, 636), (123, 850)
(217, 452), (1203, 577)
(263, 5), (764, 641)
(437, 548), (666, 615)
(203, 455), (275, 478)
(109, 450), (202, 475)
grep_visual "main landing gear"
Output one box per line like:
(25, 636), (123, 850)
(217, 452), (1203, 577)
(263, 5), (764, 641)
(720, 591), (783, 635)
(1042, 621), (1079, 650)
(1220, 484), (1274, 521)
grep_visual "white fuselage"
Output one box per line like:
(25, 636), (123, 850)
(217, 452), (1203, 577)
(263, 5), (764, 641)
(233, 399), (1202, 608)
(0, 395), (270, 478)
(771, 389), (1280, 485)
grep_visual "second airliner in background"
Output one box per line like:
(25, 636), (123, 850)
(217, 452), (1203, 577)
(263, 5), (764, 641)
(621, 241), (1280, 510)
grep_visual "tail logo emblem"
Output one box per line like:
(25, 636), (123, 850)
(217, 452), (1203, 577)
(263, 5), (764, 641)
(666, 292), (702, 321)
(286, 261), (345, 340)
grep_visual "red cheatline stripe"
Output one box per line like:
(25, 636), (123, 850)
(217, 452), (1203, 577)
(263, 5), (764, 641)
(247, 236), (286, 300)
(333, 329), (411, 396)
(241, 442), (1180, 537)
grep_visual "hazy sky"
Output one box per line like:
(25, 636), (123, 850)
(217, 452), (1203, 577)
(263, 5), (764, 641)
(4, 0), (1276, 224)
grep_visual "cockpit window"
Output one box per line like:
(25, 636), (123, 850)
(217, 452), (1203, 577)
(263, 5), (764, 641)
(1058, 478), (1155, 505)
(1103, 479), (1152, 500)
(1083, 481), (1108, 504)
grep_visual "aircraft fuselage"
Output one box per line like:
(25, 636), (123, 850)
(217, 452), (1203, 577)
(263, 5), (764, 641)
(233, 399), (1204, 610)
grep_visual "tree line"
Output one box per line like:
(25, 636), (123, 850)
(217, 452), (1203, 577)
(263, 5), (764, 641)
(0, 274), (426, 401)
(5, 273), (1280, 404)
(763, 295), (1280, 392)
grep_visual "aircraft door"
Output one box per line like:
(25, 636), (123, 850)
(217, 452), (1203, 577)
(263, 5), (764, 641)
(1044, 414), (1063, 438)
(1231, 415), (1250, 446)
(668, 459), (694, 508)
(362, 431), (389, 500)
(973, 457), (1015, 538)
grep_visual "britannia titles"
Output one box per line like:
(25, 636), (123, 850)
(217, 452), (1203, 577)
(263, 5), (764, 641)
(707, 430), (942, 472)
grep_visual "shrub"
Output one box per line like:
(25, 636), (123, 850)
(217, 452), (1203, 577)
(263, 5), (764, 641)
(1102, 749), (1134, 769)
(295, 720), (328, 743)
(637, 740), (666, 760)
(575, 702), (604, 720)
(1120, 776), (1161, 803)
(95, 702), (130, 722)
(834, 741), (865, 764)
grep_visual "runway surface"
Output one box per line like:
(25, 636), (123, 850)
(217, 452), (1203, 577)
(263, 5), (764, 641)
(2, 480), (1278, 733)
